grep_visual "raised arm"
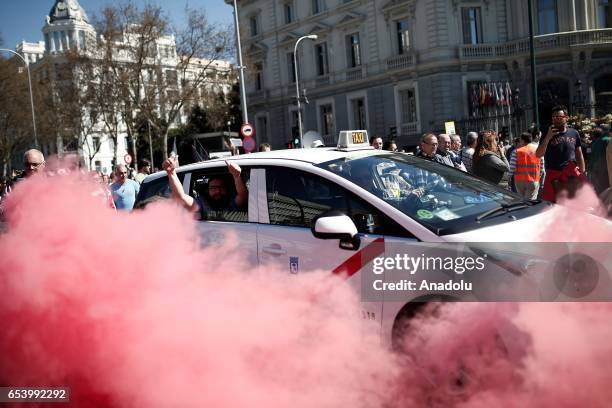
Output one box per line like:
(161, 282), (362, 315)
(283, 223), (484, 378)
(226, 160), (248, 209)
(162, 154), (197, 212)
(536, 126), (557, 158)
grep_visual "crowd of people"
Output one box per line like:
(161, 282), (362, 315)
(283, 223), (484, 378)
(0, 152), (157, 212)
(368, 106), (612, 213)
(2, 107), (611, 217)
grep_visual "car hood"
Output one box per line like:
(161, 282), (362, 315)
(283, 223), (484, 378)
(443, 203), (612, 242)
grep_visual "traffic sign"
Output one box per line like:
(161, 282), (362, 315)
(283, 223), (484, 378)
(242, 136), (256, 152)
(240, 123), (255, 138)
(124, 153), (133, 164)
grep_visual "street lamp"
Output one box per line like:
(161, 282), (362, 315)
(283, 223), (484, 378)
(230, 0), (249, 127)
(294, 34), (318, 148)
(0, 48), (38, 148)
(527, 0), (539, 130)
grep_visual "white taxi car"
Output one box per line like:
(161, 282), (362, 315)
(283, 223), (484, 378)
(135, 131), (606, 348)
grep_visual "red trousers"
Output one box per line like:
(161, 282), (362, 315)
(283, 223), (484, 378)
(542, 162), (586, 202)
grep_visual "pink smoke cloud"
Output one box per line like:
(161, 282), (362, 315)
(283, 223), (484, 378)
(0, 174), (396, 407)
(538, 184), (612, 242)
(1, 170), (612, 407)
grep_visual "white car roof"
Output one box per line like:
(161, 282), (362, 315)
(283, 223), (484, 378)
(145, 147), (383, 182)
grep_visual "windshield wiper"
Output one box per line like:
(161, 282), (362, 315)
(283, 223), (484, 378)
(475, 202), (532, 221)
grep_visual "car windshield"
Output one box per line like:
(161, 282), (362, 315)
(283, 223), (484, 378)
(318, 152), (531, 233)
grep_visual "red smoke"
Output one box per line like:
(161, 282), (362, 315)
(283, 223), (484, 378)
(0, 174), (396, 407)
(539, 183), (612, 242)
(1, 173), (612, 407)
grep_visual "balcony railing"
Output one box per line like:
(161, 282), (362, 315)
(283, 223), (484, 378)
(399, 122), (419, 137)
(345, 66), (363, 81)
(386, 52), (416, 71)
(315, 74), (330, 86)
(460, 28), (612, 60)
(248, 89), (269, 102)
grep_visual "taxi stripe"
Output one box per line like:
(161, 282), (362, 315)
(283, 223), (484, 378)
(332, 237), (385, 278)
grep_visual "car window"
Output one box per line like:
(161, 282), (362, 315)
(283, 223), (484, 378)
(319, 153), (538, 234)
(136, 173), (184, 204)
(265, 167), (413, 237)
(190, 167), (250, 223)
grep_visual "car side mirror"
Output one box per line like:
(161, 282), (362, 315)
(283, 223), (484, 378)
(311, 210), (361, 251)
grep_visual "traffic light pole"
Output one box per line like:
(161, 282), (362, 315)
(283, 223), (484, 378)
(527, 0), (540, 130)
(232, 0), (249, 126)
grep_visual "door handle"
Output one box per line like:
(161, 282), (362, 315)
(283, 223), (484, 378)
(262, 244), (287, 256)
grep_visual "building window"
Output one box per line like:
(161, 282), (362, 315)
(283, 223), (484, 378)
(165, 70), (178, 87)
(398, 89), (417, 124)
(351, 98), (367, 129)
(312, 0), (324, 14)
(315, 42), (329, 76)
(250, 16), (259, 36)
(92, 136), (100, 153)
(537, 0), (558, 34)
(320, 104), (335, 140)
(345, 33), (361, 68)
(284, 3), (294, 24)
(462, 7), (482, 45)
(598, 0), (612, 28)
(257, 116), (268, 142)
(396, 20), (410, 54)
(255, 63), (263, 91)
(287, 52), (296, 83)
(44, 33), (51, 52)
(79, 30), (86, 50)
(61, 31), (69, 50)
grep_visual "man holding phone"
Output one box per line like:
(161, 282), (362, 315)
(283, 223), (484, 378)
(535, 105), (586, 202)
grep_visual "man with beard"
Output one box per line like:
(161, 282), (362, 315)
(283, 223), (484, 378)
(536, 106), (586, 202)
(163, 154), (247, 219)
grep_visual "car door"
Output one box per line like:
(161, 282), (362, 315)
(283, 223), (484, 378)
(188, 163), (259, 268)
(257, 165), (416, 327)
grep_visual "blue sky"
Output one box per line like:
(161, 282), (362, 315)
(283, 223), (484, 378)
(1, 0), (234, 49)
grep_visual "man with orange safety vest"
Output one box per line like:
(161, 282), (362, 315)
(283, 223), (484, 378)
(512, 132), (542, 200)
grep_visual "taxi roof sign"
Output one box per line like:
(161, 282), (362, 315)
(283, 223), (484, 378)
(336, 130), (373, 151)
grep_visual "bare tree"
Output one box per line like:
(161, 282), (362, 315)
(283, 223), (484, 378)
(0, 56), (33, 176)
(50, 2), (234, 167)
(92, 3), (169, 167)
(141, 7), (233, 158)
(73, 6), (127, 166)
(34, 58), (84, 157)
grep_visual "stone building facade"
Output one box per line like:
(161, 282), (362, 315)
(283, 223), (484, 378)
(230, 0), (612, 148)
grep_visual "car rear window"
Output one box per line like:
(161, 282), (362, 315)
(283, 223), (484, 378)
(135, 173), (184, 205)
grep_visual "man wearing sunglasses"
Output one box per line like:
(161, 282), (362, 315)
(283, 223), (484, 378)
(23, 149), (46, 178)
(536, 105), (586, 202)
